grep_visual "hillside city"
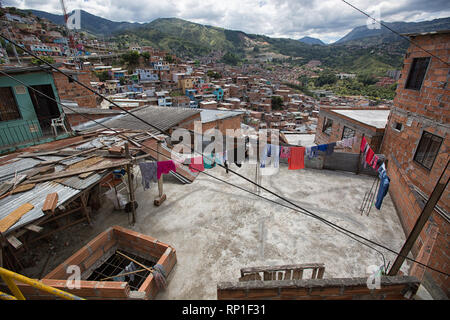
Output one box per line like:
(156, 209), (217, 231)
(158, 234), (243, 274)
(0, 3), (448, 305)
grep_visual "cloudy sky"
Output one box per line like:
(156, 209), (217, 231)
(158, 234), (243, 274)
(4, 0), (450, 43)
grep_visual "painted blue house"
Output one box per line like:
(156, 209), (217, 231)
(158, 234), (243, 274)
(213, 87), (224, 101)
(185, 89), (197, 101)
(0, 66), (71, 153)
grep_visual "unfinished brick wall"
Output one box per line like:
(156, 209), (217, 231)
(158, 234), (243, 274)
(4, 226), (176, 300)
(380, 32), (449, 298)
(53, 70), (98, 109)
(217, 276), (420, 300)
(315, 108), (385, 153)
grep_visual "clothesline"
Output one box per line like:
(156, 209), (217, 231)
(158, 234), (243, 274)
(137, 136), (390, 210)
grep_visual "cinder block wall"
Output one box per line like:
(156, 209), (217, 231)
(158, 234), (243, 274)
(3, 226), (177, 300)
(217, 276), (420, 300)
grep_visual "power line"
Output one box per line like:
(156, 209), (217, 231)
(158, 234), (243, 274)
(0, 36), (448, 277)
(340, 0), (450, 67)
(2, 67), (445, 276)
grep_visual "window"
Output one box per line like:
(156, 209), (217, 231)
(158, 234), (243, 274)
(68, 74), (78, 83)
(0, 87), (21, 121)
(394, 122), (403, 131)
(414, 131), (443, 170)
(322, 117), (333, 135)
(405, 57), (430, 90)
(342, 126), (356, 139)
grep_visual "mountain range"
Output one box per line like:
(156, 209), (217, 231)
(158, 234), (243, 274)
(23, 9), (450, 74)
(298, 36), (325, 45)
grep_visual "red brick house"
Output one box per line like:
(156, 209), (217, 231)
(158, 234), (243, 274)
(380, 30), (449, 298)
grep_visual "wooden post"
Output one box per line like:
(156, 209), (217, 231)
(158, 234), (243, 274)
(356, 134), (365, 175)
(154, 140), (167, 206)
(124, 142), (136, 225)
(388, 161), (449, 276)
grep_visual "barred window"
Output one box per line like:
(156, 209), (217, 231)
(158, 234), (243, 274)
(0, 87), (21, 122)
(322, 117), (333, 135)
(342, 126), (356, 139)
(405, 57), (430, 90)
(414, 131), (443, 170)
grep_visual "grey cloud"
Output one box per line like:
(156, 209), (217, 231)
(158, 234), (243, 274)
(3, 0), (449, 42)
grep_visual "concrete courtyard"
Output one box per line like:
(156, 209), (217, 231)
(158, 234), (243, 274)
(22, 162), (409, 299)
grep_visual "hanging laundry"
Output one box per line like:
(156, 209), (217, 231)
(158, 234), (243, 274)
(224, 160), (229, 173)
(365, 148), (375, 167)
(223, 151), (229, 173)
(326, 142), (336, 155)
(317, 144), (328, 152)
(288, 146), (305, 170)
(138, 162), (157, 190)
(371, 155), (379, 170)
(375, 169), (390, 210)
(260, 144), (270, 168)
(362, 144), (369, 167)
(189, 156), (204, 173)
(360, 136), (368, 153)
(307, 146), (319, 159)
(271, 144), (280, 168)
(280, 146), (291, 159)
(343, 137), (355, 148)
(215, 152), (224, 165)
(157, 160), (176, 179)
(375, 157), (384, 171)
(203, 153), (216, 169)
(233, 148), (243, 167)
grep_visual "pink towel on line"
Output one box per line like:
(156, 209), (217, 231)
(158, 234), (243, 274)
(157, 160), (176, 180)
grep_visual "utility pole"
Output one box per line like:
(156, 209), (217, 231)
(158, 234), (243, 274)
(388, 160), (449, 275)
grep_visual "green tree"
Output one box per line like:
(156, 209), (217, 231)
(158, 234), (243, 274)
(94, 71), (110, 82)
(31, 56), (55, 65)
(221, 52), (240, 66)
(165, 54), (174, 63)
(121, 51), (140, 66)
(314, 71), (337, 87)
(141, 52), (150, 60)
(271, 96), (284, 110)
(119, 77), (126, 86)
(357, 73), (377, 86)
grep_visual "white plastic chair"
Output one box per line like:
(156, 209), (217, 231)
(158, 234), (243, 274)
(51, 113), (69, 136)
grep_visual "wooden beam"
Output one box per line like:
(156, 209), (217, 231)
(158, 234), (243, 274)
(0, 203), (34, 234)
(27, 159), (131, 184)
(6, 235), (22, 250)
(24, 224), (43, 233)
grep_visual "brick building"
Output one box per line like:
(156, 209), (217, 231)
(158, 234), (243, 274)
(315, 107), (390, 153)
(380, 30), (449, 298)
(53, 69), (98, 109)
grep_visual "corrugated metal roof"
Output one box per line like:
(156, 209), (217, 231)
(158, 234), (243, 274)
(0, 181), (79, 234)
(59, 172), (104, 190)
(200, 109), (244, 123)
(0, 158), (41, 183)
(79, 106), (201, 134)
